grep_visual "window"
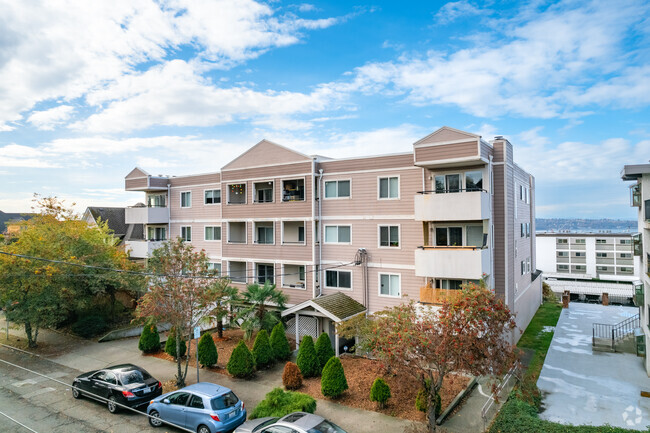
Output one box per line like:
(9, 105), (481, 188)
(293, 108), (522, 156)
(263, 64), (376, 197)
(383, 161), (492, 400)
(557, 264), (569, 271)
(557, 238), (568, 244)
(574, 265), (586, 271)
(257, 264), (274, 285)
(147, 194), (166, 207)
(435, 227), (462, 246)
(379, 226), (399, 247)
(575, 239), (586, 244)
(205, 226), (221, 241)
(519, 185), (530, 203)
(325, 270), (352, 289)
(380, 274), (400, 297)
(208, 263), (221, 275)
(325, 226), (351, 243)
(466, 226), (484, 247)
(574, 252), (585, 257)
(596, 252), (608, 258)
(168, 392), (190, 406)
(436, 279), (463, 290)
(228, 184), (246, 204)
(256, 224), (274, 244)
(521, 223), (525, 237)
(558, 251), (568, 257)
(434, 174), (460, 193)
(180, 191), (191, 208)
(597, 266), (610, 272)
(324, 180), (350, 198)
(189, 395), (204, 409)
(379, 177), (399, 199)
(282, 179), (305, 201)
(596, 239), (607, 244)
(620, 267), (633, 273)
(520, 260), (526, 275)
(527, 257), (531, 273)
(526, 223), (530, 237)
(465, 171), (483, 191)
(147, 226), (166, 241)
(282, 221), (305, 244)
(254, 181), (274, 203)
(204, 189), (221, 204)
(620, 239), (632, 245)
(181, 226), (191, 242)
(619, 253), (632, 259)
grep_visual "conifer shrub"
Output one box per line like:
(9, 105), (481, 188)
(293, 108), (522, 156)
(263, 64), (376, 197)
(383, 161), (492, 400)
(282, 361), (303, 390)
(369, 377), (391, 409)
(250, 388), (316, 419)
(227, 340), (255, 378)
(138, 319), (161, 353)
(165, 328), (187, 359)
(270, 322), (292, 361)
(314, 332), (335, 373)
(252, 329), (274, 369)
(197, 332), (218, 367)
(296, 335), (319, 378)
(71, 316), (107, 338)
(320, 356), (348, 398)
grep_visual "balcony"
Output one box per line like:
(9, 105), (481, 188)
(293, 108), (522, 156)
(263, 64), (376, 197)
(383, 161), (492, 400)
(125, 240), (163, 258)
(125, 206), (168, 224)
(420, 286), (463, 305)
(414, 246), (490, 279)
(414, 190), (489, 221)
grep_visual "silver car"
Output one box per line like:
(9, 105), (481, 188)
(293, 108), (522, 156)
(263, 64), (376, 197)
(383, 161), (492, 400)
(234, 412), (347, 433)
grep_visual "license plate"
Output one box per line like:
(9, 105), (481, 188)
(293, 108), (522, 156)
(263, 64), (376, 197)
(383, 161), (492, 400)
(228, 409), (237, 419)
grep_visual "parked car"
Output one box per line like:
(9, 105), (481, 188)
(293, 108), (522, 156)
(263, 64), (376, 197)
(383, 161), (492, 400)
(234, 412), (347, 433)
(71, 363), (162, 413)
(147, 382), (246, 433)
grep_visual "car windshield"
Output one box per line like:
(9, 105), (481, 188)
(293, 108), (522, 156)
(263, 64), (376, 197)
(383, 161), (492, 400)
(252, 418), (279, 432)
(211, 391), (239, 410)
(308, 420), (347, 433)
(119, 369), (150, 385)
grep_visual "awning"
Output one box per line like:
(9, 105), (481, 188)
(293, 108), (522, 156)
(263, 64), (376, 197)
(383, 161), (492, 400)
(281, 292), (366, 323)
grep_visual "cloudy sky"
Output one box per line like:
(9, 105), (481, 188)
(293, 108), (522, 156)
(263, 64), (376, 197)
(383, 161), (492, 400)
(1, 0), (649, 218)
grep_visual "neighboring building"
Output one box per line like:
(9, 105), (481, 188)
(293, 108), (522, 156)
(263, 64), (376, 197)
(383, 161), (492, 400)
(82, 206), (144, 247)
(124, 126), (542, 349)
(621, 163), (650, 375)
(0, 211), (35, 235)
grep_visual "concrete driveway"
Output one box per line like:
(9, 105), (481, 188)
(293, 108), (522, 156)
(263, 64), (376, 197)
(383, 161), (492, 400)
(537, 303), (650, 430)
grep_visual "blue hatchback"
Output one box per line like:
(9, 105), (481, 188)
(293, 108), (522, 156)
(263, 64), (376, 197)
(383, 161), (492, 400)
(147, 382), (246, 433)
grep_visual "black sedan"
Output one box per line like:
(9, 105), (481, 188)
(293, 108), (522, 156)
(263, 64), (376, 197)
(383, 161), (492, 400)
(71, 364), (163, 413)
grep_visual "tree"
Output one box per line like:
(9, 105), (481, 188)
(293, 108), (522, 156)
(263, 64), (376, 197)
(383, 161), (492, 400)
(270, 322), (292, 361)
(227, 340), (255, 378)
(340, 282), (517, 432)
(252, 329), (274, 369)
(238, 281), (287, 340)
(296, 335), (319, 378)
(198, 332), (218, 367)
(203, 276), (240, 339)
(0, 195), (142, 348)
(135, 238), (217, 387)
(369, 378), (391, 409)
(314, 332), (335, 373)
(165, 328), (187, 358)
(321, 356), (348, 398)
(139, 318), (161, 353)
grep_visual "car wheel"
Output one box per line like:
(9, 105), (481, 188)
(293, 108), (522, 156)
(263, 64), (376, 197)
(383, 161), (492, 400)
(197, 425), (211, 433)
(107, 396), (119, 414)
(71, 383), (82, 399)
(149, 410), (163, 428)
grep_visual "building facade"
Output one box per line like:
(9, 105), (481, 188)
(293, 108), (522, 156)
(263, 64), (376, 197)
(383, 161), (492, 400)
(124, 127), (542, 345)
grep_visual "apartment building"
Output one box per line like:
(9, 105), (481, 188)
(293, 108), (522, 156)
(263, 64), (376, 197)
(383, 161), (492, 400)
(621, 163), (650, 375)
(124, 127), (542, 349)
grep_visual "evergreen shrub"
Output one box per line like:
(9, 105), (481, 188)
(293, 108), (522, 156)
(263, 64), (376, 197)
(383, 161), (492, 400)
(138, 319), (160, 353)
(165, 328), (187, 359)
(227, 340), (255, 378)
(250, 388), (316, 419)
(314, 332), (335, 373)
(369, 377), (391, 409)
(282, 361), (303, 390)
(197, 332), (218, 367)
(296, 335), (319, 378)
(320, 356), (348, 398)
(252, 329), (274, 369)
(270, 322), (291, 361)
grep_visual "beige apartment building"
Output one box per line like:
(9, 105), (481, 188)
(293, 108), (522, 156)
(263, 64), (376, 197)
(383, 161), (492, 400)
(124, 127), (542, 350)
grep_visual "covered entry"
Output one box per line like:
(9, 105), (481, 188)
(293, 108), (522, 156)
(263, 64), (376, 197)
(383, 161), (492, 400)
(281, 292), (366, 356)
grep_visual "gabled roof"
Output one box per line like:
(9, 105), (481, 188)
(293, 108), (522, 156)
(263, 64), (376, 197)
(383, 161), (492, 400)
(414, 126), (480, 146)
(125, 167), (150, 179)
(281, 292), (366, 322)
(221, 139), (312, 171)
(85, 207), (128, 236)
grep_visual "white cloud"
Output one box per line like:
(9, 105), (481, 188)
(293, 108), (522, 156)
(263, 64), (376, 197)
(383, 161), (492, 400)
(435, 1), (485, 24)
(27, 105), (75, 130)
(296, 4), (319, 13)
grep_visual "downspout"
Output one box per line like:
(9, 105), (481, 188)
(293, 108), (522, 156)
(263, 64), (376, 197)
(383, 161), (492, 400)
(317, 168), (324, 297)
(167, 183), (171, 242)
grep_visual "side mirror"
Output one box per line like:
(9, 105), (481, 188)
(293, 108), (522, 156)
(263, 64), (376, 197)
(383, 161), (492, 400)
(163, 399), (171, 405)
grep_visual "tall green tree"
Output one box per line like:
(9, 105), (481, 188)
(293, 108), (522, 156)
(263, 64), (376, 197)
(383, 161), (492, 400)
(314, 332), (335, 373)
(238, 281), (287, 340)
(0, 195), (142, 347)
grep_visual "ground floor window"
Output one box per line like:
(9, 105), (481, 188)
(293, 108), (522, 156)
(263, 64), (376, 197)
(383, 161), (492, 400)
(325, 270), (352, 289)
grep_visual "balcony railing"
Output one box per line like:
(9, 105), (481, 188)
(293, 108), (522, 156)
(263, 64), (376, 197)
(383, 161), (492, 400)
(414, 189), (490, 221)
(125, 206), (169, 224)
(420, 286), (463, 305)
(414, 245), (490, 280)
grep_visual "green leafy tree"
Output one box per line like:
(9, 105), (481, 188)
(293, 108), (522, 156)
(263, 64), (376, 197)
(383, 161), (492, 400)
(165, 327), (187, 358)
(250, 388), (316, 419)
(238, 281), (287, 340)
(227, 340), (255, 378)
(321, 356), (348, 398)
(314, 332), (335, 373)
(138, 319), (161, 353)
(270, 322), (291, 361)
(369, 377), (391, 409)
(203, 276), (240, 339)
(296, 335), (319, 378)
(198, 332), (218, 367)
(252, 329), (274, 369)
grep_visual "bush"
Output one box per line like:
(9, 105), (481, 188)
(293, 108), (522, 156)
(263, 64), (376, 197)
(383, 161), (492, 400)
(270, 322), (291, 361)
(542, 282), (556, 303)
(198, 332), (218, 367)
(415, 384), (440, 417)
(252, 329), (274, 369)
(227, 340), (255, 378)
(165, 328), (187, 359)
(321, 356), (348, 398)
(138, 319), (161, 353)
(369, 377), (391, 409)
(250, 388), (316, 419)
(296, 335), (319, 378)
(314, 333), (335, 373)
(71, 315), (107, 338)
(282, 362), (303, 390)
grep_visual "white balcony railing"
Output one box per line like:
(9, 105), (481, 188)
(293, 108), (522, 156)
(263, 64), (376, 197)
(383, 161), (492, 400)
(415, 246), (490, 280)
(414, 190), (490, 221)
(125, 206), (169, 224)
(125, 240), (163, 258)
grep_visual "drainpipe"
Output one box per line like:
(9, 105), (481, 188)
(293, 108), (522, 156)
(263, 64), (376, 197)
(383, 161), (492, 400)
(167, 183), (171, 243)
(317, 168), (324, 297)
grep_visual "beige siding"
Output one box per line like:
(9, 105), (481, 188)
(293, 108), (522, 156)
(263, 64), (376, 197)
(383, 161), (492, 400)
(414, 141), (478, 164)
(150, 177), (170, 188)
(318, 154), (414, 174)
(222, 140), (311, 170)
(170, 173), (221, 188)
(222, 221), (313, 263)
(493, 167), (506, 300)
(125, 177), (148, 190)
(415, 127), (478, 145)
(170, 183), (222, 221)
(126, 167), (148, 179)
(481, 141), (493, 160)
(221, 161), (312, 181)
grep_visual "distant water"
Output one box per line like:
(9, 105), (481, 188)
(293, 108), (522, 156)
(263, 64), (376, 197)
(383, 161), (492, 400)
(535, 218), (637, 234)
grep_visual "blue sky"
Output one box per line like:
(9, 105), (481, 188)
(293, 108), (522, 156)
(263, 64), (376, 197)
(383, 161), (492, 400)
(0, 0), (649, 219)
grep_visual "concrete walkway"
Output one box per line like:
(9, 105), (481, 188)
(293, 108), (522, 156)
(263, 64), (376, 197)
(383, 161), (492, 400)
(538, 303), (650, 430)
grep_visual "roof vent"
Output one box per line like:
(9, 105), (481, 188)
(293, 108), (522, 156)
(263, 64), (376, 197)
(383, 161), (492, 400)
(495, 135), (504, 140)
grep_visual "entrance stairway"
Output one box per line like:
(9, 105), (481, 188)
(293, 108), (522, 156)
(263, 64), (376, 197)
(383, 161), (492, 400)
(592, 314), (640, 354)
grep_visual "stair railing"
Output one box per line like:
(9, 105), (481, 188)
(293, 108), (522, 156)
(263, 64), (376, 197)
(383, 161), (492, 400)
(592, 314), (639, 351)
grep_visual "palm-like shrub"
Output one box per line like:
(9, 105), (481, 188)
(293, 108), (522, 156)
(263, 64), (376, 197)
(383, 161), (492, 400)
(314, 333), (335, 373)
(369, 377), (391, 409)
(296, 335), (319, 378)
(165, 328), (187, 358)
(270, 322), (291, 361)
(250, 388), (316, 419)
(197, 332), (218, 367)
(321, 356), (348, 398)
(138, 319), (160, 353)
(238, 281), (288, 340)
(282, 362), (303, 390)
(252, 329), (274, 369)
(227, 340), (255, 378)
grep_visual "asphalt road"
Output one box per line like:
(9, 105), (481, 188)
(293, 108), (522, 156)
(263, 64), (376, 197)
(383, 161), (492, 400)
(0, 346), (172, 433)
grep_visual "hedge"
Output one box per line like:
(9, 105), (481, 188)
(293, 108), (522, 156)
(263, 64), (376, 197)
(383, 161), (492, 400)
(250, 388), (316, 419)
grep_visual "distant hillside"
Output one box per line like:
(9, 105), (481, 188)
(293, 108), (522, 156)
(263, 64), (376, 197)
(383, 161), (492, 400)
(536, 218), (637, 233)
(0, 210), (35, 232)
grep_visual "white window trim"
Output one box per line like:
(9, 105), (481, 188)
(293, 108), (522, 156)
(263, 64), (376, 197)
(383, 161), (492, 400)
(378, 272), (401, 298)
(377, 175), (400, 200)
(324, 269), (353, 291)
(324, 225), (352, 244)
(227, 221), (247, 245)
(204, 225), (222, 242)
(180, 191), (192, 208)
(227, 183), (247, 205)
(281, 264), (307, 290)
(323, 179), (352, 200)
(203, 188), (221, 206)
(254, 221), (275, 245)
(377, 224), (401, 249)
(208, 262), (222, 275)
(281, 177), (307, 203)
(229, 261), (248, 284)
(255, 262), (276, 285)
(557, 264), (569, 270)
(180, 225), (192, 242)
(281, 220), (306, 246)
(253, 180), (275, 204)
